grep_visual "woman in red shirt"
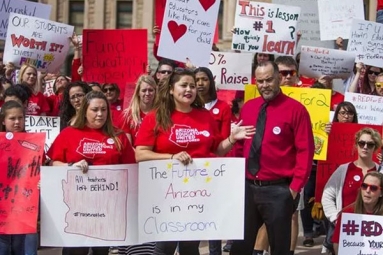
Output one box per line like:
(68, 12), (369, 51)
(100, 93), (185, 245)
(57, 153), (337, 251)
(48, 91), (136, 255)
(46, 75), (69, 116)
(118, 74), (157, 145)
(101, 83), (123, 127)
(332, 172), (383, 255)
(135, 68), (255, 255)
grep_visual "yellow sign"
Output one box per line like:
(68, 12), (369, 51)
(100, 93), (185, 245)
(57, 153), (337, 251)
(244, 85), (331, 160)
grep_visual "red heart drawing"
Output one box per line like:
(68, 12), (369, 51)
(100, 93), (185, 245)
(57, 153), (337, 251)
(167, 21), (187, 43)
(199, 0), (216, 11)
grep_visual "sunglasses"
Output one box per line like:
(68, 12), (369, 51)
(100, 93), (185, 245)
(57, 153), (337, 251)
(279, 70), (297, 77)
(103, 87), (116, 93)
(357, 140), (376, 149)
(338, 111), (354, 117)
(69, 93), (85, 101)
(375, 82), (383, 88)
(158, 70), (172, 75)
(361, 183), (381, 192)
(368, 70), (381, 76)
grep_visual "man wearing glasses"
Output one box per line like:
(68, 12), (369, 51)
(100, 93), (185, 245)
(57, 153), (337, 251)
(274, 56), (299, 87)
(154, 58), (177, 84)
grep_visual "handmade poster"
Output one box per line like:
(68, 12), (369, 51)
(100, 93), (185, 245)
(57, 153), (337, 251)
(244, 85), (330, 160)
(138, 158), (245, 242)
(299, 46), (355, 79)
(209, 51), (252, 90)
(315, 123), (382, 202)
(339, 213), (383, 255)
(232, 0), (300, 56)
(82, 29), (147, 102)
(272, 0), (333, 49)
(0, 0), (52, 40)
(3, 13), (73, 73)
(347, 19), (383, 68)
(40, 164), (139, 246)
(318, 0), (364, 41)
(157, 0), (220, 67)
(24, 115), (60, 153)
(0, 132), (45, 234)
(344, 92), (383, 125)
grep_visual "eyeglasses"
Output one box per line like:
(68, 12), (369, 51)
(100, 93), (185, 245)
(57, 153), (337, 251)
(279, 70), (297, 77)
(361, 183), (381, 192)
(357, 140), (376, 149)
(338, 111), (355, 117)
(375, 82), (383, 88)
(158, 70), (172, 75)
(69, 93), (85, 101)
(368, 70), (381, 76)
(103, 87), (116, 93)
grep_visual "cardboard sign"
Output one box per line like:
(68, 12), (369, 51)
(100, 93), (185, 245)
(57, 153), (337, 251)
(299, 46), (355, 79)
(138, 158), (245, 242)
(157, 0), (220, 67)
(0, 0), (51, 40)
(24, 115), (60, 153)
(3, 13), (74, 73)
(318, 0), (364, 41)
(245, 85), (331, 160)
(82, 29), (147, 101)
(272, 0), (334, 49)
(41, 164), (139, 246)
(0, 132), (45, 234)
(232, 0), (300, 56)
(209, 51), (252, 90)
(315, 123), (382, 202)
(347, 19), (383, 68)
(344, 92), (383, 125)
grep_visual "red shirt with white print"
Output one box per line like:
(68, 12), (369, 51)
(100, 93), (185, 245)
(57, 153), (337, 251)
(47, 126), (136, 165)
(135, 108), (224, 157)
(26, 92), (50, 116)
(47, 93), (63, 116)
(117, 110), (147, 146)
(205, 99), (231, 138)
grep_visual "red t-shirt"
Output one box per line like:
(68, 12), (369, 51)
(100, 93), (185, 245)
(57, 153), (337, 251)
(47, 93), (63, 116)
(26, 92), (50, 116)
(206, 100), (231, 138)
(331, 91), (344, 111)
(378, 0), (383, 10)
(296, 76), (316, 88)
(47, 126), (135, 165)
(71, 58), (82, 82)
(110, 100), (124, 127)
(117, 110), (147, 146)
(342, 162), (376, 209)
(135, 108), (223, 157)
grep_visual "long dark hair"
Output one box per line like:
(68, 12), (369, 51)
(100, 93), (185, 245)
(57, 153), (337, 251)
(332, 101), (358, 123)
(0, 100), (25, 132)
(361, 66), (382, 94)
(194, 67), (217, 102)
(354, 172), (383, 215)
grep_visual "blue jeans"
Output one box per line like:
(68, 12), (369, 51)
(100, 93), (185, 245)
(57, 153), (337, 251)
(208, 240), (222, 255)
(0, 234), (26, 255)
(24, 233), (38, 255)
(377, 10), (383, 24)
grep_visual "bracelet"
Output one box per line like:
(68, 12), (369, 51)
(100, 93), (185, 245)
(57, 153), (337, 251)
(228, 136), (235, 145)
(171, 154), (174, 159)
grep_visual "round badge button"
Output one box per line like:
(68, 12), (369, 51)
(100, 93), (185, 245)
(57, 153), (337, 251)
(212, 108), (219, 115)
(273, 126), (281, 135)
(107, 138), (115, 144)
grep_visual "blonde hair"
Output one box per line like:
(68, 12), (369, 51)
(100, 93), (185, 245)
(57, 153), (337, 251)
(355, 127), (382, 152)
(17, 64), (41, 94)
(122, 75), (157, 129)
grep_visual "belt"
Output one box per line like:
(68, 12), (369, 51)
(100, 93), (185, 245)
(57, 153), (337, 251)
(246, 178), (291, 186)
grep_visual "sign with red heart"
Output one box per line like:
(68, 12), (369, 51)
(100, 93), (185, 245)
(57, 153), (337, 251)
(167, 20), (187, 43)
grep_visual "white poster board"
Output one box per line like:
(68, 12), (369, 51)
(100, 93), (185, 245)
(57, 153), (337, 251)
(344, 92), (383, 125)
(272, 0), (333, 49)
(318, 0), (364, 41)
(347, 19), (383, 68)
(232, 1), (300, 56)
(3, 13), (74, 73)
(158, 0), (220, 67)
(209, 51), (252, 90)
(24, 115), (60, 153)
(0, 0), (52, 40)
(339, 213), (383, 255)
(299, 46), (355, 79)
(41, 164), (139, 246)
(138, 158), (245, 242)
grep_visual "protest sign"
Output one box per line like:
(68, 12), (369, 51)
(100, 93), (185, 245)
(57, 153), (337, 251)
(318, 0), (364, 41)
(315, 123), (382, 202)
(41, 164), (139, 246)
(3, 13), (74, 73)
(43, 79), (55, 97)
(339, 213), (383, 255)
(82, 29), (147, 102)
(0, 132), (45, 234)
(157, 0), (220, 67)
(232, 1), (300, 56)
(138, 158), (245, 242)
(245, 85), (330, 160)
(347, 19), (383, 68)
(272, 0), (333, 49)
(344, 92), (383, 125)
(24, 115), (60, 153)
(299, 46), (355, 79)
(209, 51), (252, 90)
(0, 0), (51, 40)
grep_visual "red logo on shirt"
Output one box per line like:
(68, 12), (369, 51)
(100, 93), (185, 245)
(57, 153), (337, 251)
(169, 124), (209, 148)
(76, 138), (114, 159)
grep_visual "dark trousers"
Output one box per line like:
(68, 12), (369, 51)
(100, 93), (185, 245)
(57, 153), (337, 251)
(230, 181), (297, 255)
(0, 234), (26, 255)
(153, 241), (200, 255)
(300, 169), (316, 237)
(62, 247), (109, 255)
(208, 240), (222, 255)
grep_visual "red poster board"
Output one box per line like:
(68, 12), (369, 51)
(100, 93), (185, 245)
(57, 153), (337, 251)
(82, 29), (148, 103)
(0, 132), (45, 234)
(315, 123), (383, 202)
